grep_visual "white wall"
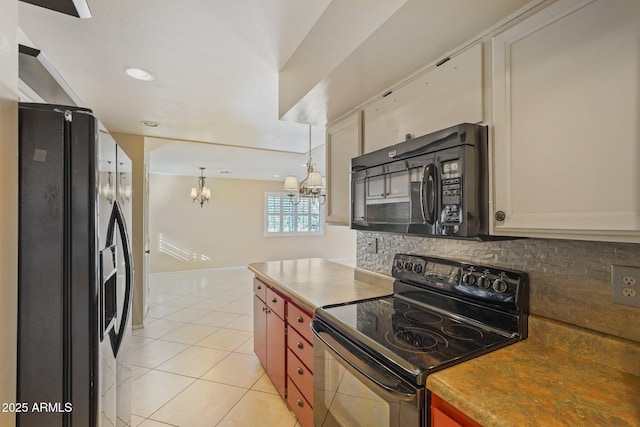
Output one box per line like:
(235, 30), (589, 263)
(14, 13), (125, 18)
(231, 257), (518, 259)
(149, 174), (357, 272)
(0, 2), (18, 425)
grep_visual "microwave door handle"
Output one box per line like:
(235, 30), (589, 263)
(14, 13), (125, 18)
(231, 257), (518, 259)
(421, 164), (436, 225)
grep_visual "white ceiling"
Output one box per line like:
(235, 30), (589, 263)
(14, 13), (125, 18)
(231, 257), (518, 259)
(17, 0), (532, 179)
(148, 137), (325, 180)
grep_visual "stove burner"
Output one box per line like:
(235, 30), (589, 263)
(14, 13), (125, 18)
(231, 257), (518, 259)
(404, 311), (443, 325)
(385, 327), (448, 353)
(394, 300), (411, 311)
(441, 324), (484, 341)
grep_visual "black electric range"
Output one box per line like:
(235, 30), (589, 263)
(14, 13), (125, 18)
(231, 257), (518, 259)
(313, 254), (528, 387)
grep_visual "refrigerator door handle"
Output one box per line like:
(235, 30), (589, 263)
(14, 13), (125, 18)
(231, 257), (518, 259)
(105, 201), (133, 357)
(99, 244), (118, 340)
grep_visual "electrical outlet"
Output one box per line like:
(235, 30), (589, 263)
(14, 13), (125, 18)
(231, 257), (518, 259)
(611, 265), (640, 308)
(365, 237), (378, 254)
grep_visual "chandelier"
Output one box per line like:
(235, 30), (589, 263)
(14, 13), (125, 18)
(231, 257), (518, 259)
(283, 125), (326, 205)
(190, 167), (211, 207)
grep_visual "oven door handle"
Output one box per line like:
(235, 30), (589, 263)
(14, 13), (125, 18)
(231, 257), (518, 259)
(313, 327), (418, 406)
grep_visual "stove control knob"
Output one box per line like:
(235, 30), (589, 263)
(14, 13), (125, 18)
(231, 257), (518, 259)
(478, 276), (492, 289)
(404, 261), (413, 271)
(493, 278), (509, 293)
(413, 263), (423, 274)
(462, 273), (476, 286)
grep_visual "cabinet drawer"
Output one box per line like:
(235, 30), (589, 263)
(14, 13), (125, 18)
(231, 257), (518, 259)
(287, 381), (313, 427)
(287, 349), (313, 405)
(253, 277), (267, 301)
(266, 287), (286, 319)
(288, 303), (313, 344)
(287, 326), (313, 371)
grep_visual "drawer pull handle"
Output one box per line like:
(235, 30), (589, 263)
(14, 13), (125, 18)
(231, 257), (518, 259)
(257, 285), (262, 290)
(297, 367), (303, 375)
(297, 341), (304, 349)
(262, 307), (266, 312)
(297, 315), (303, 323)
(272, 297), (277, 303)
(296, 399), (303, 408)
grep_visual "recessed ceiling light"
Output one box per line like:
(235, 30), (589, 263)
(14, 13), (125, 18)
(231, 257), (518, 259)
(124, 67), (155, 81)
(273, 174), (281, 178)
(141, 120), (160, 127)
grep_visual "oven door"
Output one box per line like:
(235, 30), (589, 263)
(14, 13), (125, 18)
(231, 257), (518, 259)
(311, 320), (425, 427)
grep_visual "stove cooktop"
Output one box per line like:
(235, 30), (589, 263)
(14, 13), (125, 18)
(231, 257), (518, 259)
(314, 254), (528, 386)
(317, 295), (515, 385)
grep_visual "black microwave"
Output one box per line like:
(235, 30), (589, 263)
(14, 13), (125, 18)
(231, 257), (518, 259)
(351, 123), (488, 239)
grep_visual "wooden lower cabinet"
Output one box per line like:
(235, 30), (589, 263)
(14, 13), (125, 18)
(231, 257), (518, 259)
(286, 303), (314, 427)
(253, 279), (286, 399)
(287, 349), (313, 406)
(287, 381), (313, 427)
(252, 277), (315, 427)
(252, 294), (267, 371)
(430, 393), (481, 427)
(288, 302), (314, 344)
(266, 303), (286, 398)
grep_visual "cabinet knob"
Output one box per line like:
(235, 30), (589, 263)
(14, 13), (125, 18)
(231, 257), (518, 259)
(297, 341), (304, 349)
(262, 307), (266, 312)
(297, 316), (303, 323)
(495, 210), (506, 222)
(296, 399), (304, 408)
(272, 297), (277, 303)
(297, 367), (303, 375)
(257, 285), (262, 290)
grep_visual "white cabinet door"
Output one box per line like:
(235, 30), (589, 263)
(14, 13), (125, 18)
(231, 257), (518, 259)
(326, 111), (362, 225)
(491, 0), (640, 242)
(363, 43), (484, 153)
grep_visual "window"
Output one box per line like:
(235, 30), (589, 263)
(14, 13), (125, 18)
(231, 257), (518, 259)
(265, 192), (323, 236)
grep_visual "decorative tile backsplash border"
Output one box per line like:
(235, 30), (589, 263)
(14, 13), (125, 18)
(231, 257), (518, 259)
(357, 232), (640, 343)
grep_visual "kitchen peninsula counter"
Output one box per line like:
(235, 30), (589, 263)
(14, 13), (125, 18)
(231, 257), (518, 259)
(248, 258), (392, 314)
(427, 315), (640, 426)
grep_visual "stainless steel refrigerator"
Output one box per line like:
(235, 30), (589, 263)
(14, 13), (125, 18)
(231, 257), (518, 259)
(18, 103), (133, 427)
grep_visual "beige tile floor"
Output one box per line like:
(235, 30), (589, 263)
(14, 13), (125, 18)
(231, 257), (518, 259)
(130, 268), (300, 427)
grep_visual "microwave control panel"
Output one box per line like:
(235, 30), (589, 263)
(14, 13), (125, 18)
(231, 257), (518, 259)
(440, 159), (462, 224)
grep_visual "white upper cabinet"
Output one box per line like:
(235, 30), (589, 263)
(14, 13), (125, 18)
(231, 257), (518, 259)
(363, 43), (484, 154)
(326, 111), (362, 225)
(491, 0), (640, 242)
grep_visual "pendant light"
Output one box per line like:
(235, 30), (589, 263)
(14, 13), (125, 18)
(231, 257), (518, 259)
(283, 125), (325, 205)
(190, 167), (211, 207)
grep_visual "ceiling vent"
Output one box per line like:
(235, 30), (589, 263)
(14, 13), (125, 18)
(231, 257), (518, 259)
(20, 0), (92, 19)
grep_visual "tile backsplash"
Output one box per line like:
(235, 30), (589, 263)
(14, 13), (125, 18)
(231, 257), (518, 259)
(357, 232), (640, 343)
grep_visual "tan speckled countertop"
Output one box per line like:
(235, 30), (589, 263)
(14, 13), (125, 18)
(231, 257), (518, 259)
(247, 258), (392, 313)
(427, 315), (640, 426)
